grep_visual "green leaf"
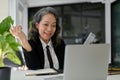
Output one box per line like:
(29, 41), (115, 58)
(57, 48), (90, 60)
(0, 35), (5, 43)
(6, 51), (21, 65)
(5, 34), (17, 45)
(0, 16), (14, 34)
(9, 43), (20, 51)
(5, 32), (20, 51)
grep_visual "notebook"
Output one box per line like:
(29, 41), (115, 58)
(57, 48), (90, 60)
(63, 44), (110, 80)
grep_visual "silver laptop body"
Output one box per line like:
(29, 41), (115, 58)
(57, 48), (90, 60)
(63, 44), (110, 80)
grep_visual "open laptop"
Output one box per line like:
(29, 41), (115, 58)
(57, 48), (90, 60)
(63, 44), (110, 80)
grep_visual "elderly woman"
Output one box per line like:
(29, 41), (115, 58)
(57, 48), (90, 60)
(10, 7), (65, 71)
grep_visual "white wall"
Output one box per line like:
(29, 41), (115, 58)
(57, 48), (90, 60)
(0, 0), (9, 22)
(27, 0), (105, 7)
(9, 0), (28, 37)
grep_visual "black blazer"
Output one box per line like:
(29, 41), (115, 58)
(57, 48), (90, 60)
(23, 37), (65, 70)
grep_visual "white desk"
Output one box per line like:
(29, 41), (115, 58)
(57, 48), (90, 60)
(107, 74), (120, 80)
(10, 69), (120, 80)
(11, 69), (63, 80)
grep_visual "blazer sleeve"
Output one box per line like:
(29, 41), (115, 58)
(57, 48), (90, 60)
(22, 39), (45, 70)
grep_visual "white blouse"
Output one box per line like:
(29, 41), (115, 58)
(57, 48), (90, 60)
(40, 38), (59, 69)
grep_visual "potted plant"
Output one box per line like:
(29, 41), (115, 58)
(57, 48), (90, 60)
(0, 16), (22, 80)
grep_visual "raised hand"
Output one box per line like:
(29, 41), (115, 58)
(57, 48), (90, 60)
(9, 25), (32, 52)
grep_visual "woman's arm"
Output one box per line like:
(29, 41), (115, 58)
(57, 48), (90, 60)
(9, 25), (32, 52)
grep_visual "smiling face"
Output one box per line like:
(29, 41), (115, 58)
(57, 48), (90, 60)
(36, 13), (56, 44)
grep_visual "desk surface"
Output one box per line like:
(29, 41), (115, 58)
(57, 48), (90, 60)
(11, 69), (120, 80)
(11, 69), (63, 80)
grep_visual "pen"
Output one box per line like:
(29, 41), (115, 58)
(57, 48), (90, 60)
(25, 72), (58, 76)
(53, 68), (63, 73)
